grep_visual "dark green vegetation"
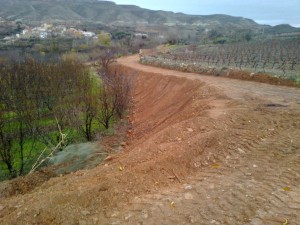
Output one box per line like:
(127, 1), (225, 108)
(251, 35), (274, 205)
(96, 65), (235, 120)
(0, 54), (131, 180)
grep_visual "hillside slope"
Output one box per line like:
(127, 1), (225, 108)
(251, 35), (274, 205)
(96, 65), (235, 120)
(1, 0), (299, 37)
(0, 0), (262, 30)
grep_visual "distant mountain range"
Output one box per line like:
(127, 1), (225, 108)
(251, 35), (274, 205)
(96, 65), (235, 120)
(0, 0), (299, 36)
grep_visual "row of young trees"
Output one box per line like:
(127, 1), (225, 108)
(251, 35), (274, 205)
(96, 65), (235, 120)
(159, 39), (300, 78)
(0, 51), (131, 179)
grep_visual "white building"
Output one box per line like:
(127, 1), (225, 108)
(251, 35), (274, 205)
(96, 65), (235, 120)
(82, 31), (95, 37)
(40, 32), (48, 39)
(135, 33), (149, 39)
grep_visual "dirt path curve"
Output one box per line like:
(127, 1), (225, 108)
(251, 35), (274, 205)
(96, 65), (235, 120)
(112, 55), (300, 225)
(0, 55), (299, 225)
(118, 55), (300, 107)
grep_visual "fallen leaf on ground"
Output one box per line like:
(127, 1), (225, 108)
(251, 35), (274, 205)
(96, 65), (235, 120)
(282, 218), (288, 225)
(212, 164), (220, 169)
(282, 187), (291, 191)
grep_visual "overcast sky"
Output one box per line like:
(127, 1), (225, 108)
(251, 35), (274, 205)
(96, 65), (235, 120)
(110, 0), (300, 27)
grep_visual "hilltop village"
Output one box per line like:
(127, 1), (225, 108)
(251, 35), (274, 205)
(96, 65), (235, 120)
(3, 23), (97, 42)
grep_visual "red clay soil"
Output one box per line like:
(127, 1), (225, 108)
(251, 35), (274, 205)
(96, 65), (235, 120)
(0, 55), (300, 225)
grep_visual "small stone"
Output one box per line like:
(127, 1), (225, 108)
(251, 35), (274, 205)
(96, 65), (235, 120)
(184, 184), (193, 190)
(200, 126), (206, 131)
(193, 162), (200, 168)
(186, 215), (195, 223)
(111, 211), (119, 217)
(92, 217), (99, 223)
(253, 164), (258, 168)
(105, 156), (113, 161)
(170, 201), (175, 208)
(184, 193), (194, 200)
(0, 205), (4, 211)
(120, 142), (127, 147)
(237, 148), (246, 154)
(187, 128), (193, 132)
(79, 220), (87, 225)
(111, 222), (121, 225)
(141, 210), (148, 219)
(81, 210), (90, 216)
(125, 214), (132, 221)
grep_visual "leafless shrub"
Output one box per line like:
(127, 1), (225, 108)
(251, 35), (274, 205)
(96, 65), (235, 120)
(97, 47), (132, 125)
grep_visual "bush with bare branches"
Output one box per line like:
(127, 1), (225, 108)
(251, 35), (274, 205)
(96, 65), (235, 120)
(97, 47), (132, 126)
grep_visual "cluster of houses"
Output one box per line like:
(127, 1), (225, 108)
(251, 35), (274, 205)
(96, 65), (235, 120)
(3, 23), (97, 42)
(1, 21), (157, 47)
(20, 23), (96, 39)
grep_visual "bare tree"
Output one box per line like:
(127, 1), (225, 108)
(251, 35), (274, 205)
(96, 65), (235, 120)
(98, 84), (116, 129)
(74, 71), (99, 141)
(97, 47), (132, 123)
(98, 47), (118, 78)
(0, 57), (98, 178)
(110, 72), (132, 119)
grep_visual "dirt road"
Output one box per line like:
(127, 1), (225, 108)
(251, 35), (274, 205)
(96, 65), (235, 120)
(0, 55), (300, 225)
(115, 55), (300, 225)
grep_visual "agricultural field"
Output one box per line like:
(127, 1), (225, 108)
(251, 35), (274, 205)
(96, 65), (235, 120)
(141, 39), (300, 83)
